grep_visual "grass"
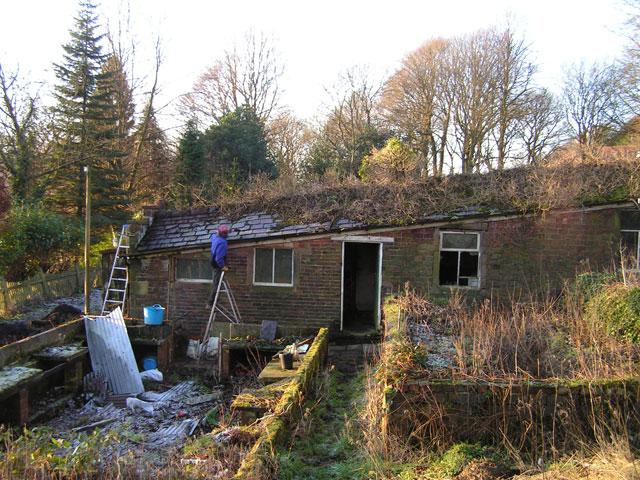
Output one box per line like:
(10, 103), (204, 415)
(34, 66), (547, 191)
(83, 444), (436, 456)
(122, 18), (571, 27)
(273, 368), (373, 479)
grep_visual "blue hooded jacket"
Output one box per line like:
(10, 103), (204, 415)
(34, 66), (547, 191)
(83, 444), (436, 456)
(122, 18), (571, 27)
(210, 234), (228, 268)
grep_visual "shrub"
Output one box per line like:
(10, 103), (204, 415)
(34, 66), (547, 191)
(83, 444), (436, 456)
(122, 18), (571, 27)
(585, 283), (640, 343)
(0, 203), (82, 281)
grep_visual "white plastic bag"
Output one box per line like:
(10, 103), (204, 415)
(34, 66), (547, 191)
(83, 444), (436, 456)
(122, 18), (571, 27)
(140, 368), (163, 382)
(186, 339), (200, 359)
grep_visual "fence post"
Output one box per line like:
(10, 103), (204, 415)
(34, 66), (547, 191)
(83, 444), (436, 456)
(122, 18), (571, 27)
(75, 263), (82, 292)
(0, 278), (8, 314)
(38, 268), (52, 299)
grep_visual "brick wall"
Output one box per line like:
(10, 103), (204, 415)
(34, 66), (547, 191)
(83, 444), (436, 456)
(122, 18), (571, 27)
(388, 379), (639, 448)
(127, 207), (622, 337)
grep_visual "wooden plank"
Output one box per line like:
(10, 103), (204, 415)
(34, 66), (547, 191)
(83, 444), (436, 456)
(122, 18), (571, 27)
(257, 356), (304, 384)
(33, 345), (88, 363)
(0, 366), (43, 401)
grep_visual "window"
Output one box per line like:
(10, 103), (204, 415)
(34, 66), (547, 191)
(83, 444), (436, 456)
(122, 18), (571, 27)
(176, 258), (211, 282)
(621, 230), (640, 268)
(621, 211), (640, 269)
(439, 231), (480, 287)
(254, 248), (293, 286)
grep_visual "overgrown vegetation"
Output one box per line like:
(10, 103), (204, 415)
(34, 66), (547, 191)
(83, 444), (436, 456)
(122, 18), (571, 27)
(363, 272), (640, 478)
(214, 156), (640, 227)
(0, 203), (82, 281)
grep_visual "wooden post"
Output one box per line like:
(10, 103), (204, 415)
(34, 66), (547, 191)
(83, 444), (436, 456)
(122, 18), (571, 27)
(0, 278), (8, 314)
(39, 268), (51, 299)
(84, 166), (91, 315)
(75, 263), (82, 292)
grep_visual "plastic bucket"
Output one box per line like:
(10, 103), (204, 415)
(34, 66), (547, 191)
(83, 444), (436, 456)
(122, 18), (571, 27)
(143, 356), (157, 371)
(143, 304), (165, 325)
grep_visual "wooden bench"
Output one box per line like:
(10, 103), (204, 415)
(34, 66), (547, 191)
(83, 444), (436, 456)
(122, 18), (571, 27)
(33, 344), (88, 394)
(0, 366), (43, 425)
(0, 345), (88, 426)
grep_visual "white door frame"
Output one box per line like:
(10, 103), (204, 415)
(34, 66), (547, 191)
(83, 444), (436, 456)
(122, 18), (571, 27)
(335, 236), (393, 331)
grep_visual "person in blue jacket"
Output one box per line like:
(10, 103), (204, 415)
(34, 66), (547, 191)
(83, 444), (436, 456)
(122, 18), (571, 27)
(207, 225), (229, 308)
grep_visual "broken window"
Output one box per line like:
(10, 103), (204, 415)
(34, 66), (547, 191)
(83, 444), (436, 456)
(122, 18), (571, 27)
(620, 211), (640, 269)
(176, 258), (211, 281)
(254, 248), (293, 286)
(621, 230), (640, 268)
(439, 231), (480, 287)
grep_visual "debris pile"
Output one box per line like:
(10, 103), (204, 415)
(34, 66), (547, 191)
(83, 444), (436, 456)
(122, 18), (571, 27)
(44, 380), (224, 468)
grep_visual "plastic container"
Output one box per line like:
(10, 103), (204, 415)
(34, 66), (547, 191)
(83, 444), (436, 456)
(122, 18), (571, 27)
(143, 304), (165, 325)
(143, 355), (157, 371)
(278, 352), (294, 370)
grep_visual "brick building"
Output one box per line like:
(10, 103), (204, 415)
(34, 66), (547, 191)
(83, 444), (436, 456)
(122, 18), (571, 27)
(124, 201), (640, 339)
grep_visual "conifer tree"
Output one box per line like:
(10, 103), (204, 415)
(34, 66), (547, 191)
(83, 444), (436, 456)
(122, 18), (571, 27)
(172, 120), (206, 207)
(48, 0), (129, 225)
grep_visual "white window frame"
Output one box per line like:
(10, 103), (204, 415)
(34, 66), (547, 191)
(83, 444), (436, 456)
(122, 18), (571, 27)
(253, 247), (294, 287)
(439, 231), (481, 288)
(620, 229), (640, 268)
(175, 257), (212, 283)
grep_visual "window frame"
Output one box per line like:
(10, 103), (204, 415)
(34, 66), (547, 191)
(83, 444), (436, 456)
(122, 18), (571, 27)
(175, 257), (212, 283)
(253, 247), (294, 287)
(438, 231), (481, 288)
(620, 229), (640, 269)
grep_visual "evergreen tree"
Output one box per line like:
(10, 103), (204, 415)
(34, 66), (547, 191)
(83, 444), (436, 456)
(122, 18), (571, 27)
(204, 105), (274, 190)
(172, 120), (206, 207)
(48, 0), (129, 225)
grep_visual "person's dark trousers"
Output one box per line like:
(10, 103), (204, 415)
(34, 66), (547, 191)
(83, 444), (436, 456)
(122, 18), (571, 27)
(208, 260), (223, 306)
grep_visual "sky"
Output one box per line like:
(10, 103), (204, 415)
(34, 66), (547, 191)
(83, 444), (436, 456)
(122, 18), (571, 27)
(0, 0), (632, 136)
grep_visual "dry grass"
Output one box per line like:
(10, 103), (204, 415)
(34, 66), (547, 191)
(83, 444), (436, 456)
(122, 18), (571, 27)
(213, 155), (640, 226)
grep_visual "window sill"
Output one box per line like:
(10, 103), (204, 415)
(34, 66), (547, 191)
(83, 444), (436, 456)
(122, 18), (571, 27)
(253, 282), (294, 288)
(176, 279), (212, 283)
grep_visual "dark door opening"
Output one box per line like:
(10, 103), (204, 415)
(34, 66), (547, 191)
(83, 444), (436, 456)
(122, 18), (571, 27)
(342, 242), (379, 332)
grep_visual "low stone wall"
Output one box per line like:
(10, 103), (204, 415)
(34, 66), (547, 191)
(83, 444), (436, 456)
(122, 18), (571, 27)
(233, 327), (329, 479)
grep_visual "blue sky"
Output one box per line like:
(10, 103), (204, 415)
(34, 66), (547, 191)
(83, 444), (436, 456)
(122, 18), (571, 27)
(0, 0), (631, 134)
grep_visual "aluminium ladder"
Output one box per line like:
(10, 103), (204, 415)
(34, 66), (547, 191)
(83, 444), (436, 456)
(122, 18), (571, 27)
(101, 224), (131, 316)
(198, 271), (241, 359)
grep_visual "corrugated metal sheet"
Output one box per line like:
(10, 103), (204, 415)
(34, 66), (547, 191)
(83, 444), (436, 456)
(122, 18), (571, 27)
(84, 307), (144, 395)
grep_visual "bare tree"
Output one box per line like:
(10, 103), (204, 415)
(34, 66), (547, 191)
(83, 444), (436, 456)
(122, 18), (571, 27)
(492, 24), (537, 169)
(0, 64), (42, 200)
(381, 38), (451, 176)
(268, 110), (311, 179)
(180, 31), (283, 128)
(562, 61), (626, 148)
(447, 29), (502, 173)
(319, 66), (387, 177)
(518, 88), (563, 164)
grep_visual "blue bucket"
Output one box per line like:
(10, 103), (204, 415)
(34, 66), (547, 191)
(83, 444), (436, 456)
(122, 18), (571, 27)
(143, 304), (165, 325)
(143, 356), (157, 371)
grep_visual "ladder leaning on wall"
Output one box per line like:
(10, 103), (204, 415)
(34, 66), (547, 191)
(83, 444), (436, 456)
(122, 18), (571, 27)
(101, 224), (131, 316)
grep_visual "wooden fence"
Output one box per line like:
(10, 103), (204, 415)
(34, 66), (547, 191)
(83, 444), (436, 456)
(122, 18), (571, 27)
(0, 265), (101, 315)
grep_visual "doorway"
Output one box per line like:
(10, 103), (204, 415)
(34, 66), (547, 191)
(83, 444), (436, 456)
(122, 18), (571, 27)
(341, 242), (381, 332)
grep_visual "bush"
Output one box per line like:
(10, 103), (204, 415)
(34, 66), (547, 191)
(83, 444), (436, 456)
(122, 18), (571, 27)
(0, 203), (82, 281)
(574, 272), (615, 303)
(585, 283), (640, 343)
